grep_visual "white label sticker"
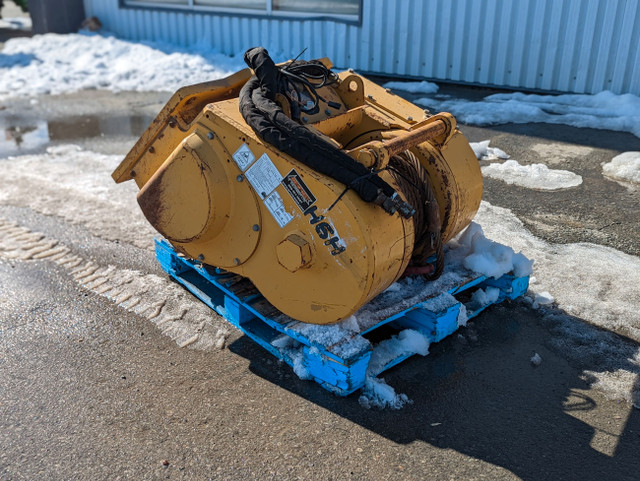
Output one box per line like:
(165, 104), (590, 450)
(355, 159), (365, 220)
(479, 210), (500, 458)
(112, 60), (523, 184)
(245, 153), (283, 199)
(232, 143), (255, 171)
(264, 191), (294, 228)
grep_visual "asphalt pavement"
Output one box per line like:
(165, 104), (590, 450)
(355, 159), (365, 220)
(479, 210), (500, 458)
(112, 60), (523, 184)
(1, 84), (639, 481)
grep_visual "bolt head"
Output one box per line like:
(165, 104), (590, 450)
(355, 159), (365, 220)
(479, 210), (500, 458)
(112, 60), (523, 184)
(276, 235), (312, 272)
(207, 131), (214, 139)
(236, 174), (244, 182)
(252, 224), (260, 232)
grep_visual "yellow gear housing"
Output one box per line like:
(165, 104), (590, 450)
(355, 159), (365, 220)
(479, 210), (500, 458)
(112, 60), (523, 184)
(112, 60), (482, 324)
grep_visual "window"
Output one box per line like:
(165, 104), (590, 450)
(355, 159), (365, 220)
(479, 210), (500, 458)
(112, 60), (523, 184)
(122, 0), (361, 22)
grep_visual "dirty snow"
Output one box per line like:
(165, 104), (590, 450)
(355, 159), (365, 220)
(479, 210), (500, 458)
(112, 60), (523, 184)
(482, 159), (583, 190)
(602, 152), (640, 185)
(470, 140), (509, 161)
(0, 32), (245, 99)
(382, 80), (439, 94)
(416, 90), (640, 138)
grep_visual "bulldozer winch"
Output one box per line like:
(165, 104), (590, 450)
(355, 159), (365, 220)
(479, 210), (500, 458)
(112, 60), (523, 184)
(113, 47), (482, 325)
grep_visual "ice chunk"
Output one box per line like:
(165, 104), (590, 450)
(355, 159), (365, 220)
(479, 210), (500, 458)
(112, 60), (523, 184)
(602, 152), (640, 185)
(530, 353), (542, 366)
(532, 291), (554, 309)
(482, 160), (583, 190)
(457, 303), (468, 327)
(470, 140), (510, 161)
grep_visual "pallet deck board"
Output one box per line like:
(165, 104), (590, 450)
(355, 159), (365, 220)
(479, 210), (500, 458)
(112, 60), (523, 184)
(155, 238), (529, 396)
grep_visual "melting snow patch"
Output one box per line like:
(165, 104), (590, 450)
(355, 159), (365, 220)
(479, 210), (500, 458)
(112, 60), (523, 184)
(602, 152), (640, 185)
(0, 145), (156, 249)
(476, 201), (640, 403)
(416, 90), (640, 138)
(382, 80), (439, 94)
(470, 140), (509, 161)
(482, 160), (583, 190)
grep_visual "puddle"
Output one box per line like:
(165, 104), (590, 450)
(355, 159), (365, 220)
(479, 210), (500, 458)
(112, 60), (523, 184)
(0, 114), (154, 157)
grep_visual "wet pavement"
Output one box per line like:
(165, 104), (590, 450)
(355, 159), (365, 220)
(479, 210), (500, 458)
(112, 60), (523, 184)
(0, 87), (639, 480)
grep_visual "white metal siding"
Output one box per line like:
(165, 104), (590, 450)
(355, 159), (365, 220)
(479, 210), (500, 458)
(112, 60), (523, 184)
(83, 0), (640, 95)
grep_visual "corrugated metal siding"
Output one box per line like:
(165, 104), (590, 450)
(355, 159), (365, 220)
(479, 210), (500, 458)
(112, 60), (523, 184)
(84, 0), (640, 95)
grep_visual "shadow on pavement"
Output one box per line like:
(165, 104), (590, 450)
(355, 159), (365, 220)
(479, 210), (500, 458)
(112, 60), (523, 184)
(228, 302), (639, 481)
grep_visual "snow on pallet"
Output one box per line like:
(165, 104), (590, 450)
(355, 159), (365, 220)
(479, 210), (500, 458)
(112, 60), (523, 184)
(155, 236), (530, 396)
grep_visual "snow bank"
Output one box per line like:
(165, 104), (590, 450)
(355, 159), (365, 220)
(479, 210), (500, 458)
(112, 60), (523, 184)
(416, 90), (640, 138)
(383, 80), (439, 94)
(602, 152), (640, 185)
(470, 140), (509, 161)
(482, 159), (583, 190)
(0, 17), (31, 30)
(0, 32), (245, 98)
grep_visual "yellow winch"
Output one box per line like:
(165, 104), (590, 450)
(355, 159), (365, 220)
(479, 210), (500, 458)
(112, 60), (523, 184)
(113, 48), (482, 325)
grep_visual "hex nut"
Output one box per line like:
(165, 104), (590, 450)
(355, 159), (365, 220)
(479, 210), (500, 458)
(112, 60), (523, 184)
(276, 234), (312, 272)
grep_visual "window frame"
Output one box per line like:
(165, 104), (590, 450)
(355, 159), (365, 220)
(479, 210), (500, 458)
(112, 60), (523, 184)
(119, 0), (363, 25)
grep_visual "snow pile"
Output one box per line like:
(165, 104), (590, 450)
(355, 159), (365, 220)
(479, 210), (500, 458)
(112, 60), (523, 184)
(482, 160), (583, 190)
(356, 222), (532, 332)
(602, 152), (640, 185)
(451, 222), (534, 279)
(470, 140), (509, 161)
(416, 90), (640, 138)
(0, 32), (245, 98)
(382, 80), (439, 94)
(359, 329), (430, 410)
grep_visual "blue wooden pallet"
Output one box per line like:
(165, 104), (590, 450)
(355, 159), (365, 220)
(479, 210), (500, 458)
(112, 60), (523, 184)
(155, 238), (529, 396)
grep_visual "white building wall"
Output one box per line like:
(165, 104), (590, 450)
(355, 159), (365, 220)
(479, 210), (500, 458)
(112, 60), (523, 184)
(83, 0), (640, 95)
